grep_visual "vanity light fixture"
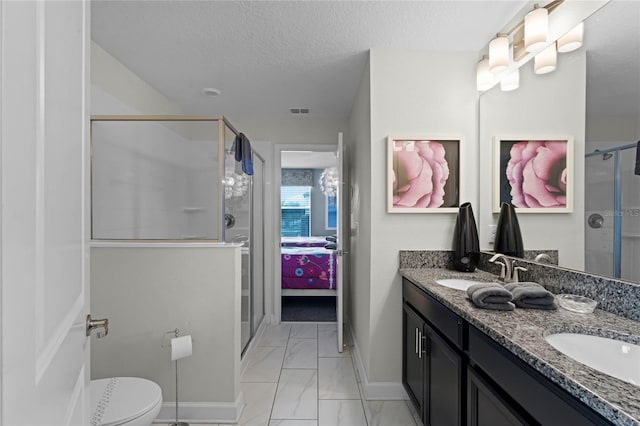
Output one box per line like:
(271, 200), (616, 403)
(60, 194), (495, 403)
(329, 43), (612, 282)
(500, 69), (520, 91)
(524, 5), (549, 53)
(557, 22), (584, 53)
(534, 42), (557, 74)
(489, 33), (510, 73)
(476, 55), (495, 92)
(477, 0), (589, 92)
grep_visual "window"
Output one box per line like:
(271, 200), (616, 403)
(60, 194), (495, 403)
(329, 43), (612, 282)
(326, 195), (337, 230)
(281, 186), (311, 236)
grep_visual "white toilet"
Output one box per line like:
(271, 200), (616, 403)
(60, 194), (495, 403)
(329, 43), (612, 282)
(91, 377), (163, 426)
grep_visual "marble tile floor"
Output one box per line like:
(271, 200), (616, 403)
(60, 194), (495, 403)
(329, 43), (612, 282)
(155, 322), (419, 426)
(243, 322), (418, 426)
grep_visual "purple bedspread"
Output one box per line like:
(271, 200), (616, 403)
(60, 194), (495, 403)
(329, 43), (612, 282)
(281, 247), (336, 289)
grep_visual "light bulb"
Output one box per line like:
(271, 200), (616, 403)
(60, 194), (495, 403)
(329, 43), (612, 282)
(489, 34), (509, 73)
(476, 56), (494, 91)
(525, 6), (548, 53)
(557, 22), (584, 53)
(500, 69), (520, 91)
(535, 43), (557, 74)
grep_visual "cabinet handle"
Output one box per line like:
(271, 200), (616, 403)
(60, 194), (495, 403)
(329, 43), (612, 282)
(418, 331), (428, 358)
(422, 333), (428, 357)
(415, 328), (419, 354)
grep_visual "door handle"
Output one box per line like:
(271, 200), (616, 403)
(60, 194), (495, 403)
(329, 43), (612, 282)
(415, 328), (419, 354)
(86, 314), (109, 338)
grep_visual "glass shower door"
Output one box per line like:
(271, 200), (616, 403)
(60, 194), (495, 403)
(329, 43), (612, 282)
(620, 151), (640, 282)
(224, 146), (252, 352)
(252, 156), (265, 334)
(585, 154), (615, 276)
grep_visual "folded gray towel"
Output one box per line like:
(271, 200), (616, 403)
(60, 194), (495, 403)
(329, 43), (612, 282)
(467, 283), (515, 311)
(504, 282), (557, 310)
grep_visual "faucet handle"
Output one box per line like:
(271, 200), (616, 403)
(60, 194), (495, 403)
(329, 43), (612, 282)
(493, 261), (507, 280)
(513, 266), (528, 283)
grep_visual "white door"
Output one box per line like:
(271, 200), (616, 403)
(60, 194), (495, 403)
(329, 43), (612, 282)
(1, 1), (92, 425)
(336, 133), (345, 352)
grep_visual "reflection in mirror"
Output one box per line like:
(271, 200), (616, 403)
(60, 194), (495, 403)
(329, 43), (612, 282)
(478, 0), (640, 283)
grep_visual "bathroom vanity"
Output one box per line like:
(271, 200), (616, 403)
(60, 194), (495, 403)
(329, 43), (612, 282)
(400, 267), (640, 426)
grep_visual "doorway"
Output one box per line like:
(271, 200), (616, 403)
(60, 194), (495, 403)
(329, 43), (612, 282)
(276, 146), (339, 323)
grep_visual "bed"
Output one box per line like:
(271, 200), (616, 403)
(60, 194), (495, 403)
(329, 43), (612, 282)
(280, 236), (329, 248)
(281, 246), (337, 296)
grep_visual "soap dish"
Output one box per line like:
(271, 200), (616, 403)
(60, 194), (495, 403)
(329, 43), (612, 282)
(556, 294), (598, 314)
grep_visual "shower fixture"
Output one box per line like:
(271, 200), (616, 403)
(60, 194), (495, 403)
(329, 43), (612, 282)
(594, 149), (613, 160)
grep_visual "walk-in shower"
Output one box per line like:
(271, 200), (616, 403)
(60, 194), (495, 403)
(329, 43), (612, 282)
(585, 142), (640, 281)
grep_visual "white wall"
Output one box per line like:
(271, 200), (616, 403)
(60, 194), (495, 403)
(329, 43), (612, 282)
(351, 50), (479, 387)
(232, 116), (347, 147)
(92, 42), (182, 115)
(478, 50), (587, 270)
(90, 245), (242, 422)
(347, 58), (372, 377)
(586, 116), (639, 148)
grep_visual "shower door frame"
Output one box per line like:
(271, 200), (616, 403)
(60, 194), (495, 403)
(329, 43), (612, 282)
(586, 142), (638, 278)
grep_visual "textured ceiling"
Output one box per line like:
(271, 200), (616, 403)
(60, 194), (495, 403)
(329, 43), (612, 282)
(91, 0), (526, 118)
(91, 0), (639, 122)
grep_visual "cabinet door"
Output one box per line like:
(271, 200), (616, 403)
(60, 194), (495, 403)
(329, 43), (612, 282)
(467, 367), (528, 426)
(427, 326), (462, 426)
(403, 304), (425, 419)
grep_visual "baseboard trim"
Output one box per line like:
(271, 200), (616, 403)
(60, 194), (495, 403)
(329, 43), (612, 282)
(346, 319), (408, 401)
(155, 392), (244, 424)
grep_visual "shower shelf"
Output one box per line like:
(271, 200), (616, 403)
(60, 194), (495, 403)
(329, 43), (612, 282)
(182, 207), (205, 213)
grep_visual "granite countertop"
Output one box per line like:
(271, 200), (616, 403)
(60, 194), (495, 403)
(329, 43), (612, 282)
(399, 268), (640, 426)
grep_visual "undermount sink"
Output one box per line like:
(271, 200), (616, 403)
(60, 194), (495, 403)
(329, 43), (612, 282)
(544, 332), (640, 386)
(435, 278), (487, 291)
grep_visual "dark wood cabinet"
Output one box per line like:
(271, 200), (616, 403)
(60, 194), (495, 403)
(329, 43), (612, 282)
(426, 325), (462, 426)
(403, 282), (463, 426)
(402, 277), (614, 426)
(467, 366), (528, 426)
(403, 303), (426, 420)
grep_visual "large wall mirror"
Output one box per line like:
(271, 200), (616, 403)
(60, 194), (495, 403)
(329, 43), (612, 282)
(478, 0), (640, 283)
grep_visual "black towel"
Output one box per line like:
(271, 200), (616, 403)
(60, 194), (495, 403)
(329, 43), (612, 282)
(504, 282), (557, 310)
(467, 283), (515, 311)
(233, 133), (254, 176)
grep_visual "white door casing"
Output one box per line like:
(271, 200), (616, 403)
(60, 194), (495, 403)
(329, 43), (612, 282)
(1, 1), (90, 425)
(336, 133), (345, 352)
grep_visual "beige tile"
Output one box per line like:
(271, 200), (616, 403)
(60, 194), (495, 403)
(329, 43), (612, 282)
(318, 329), (350, 357)
(271, 369), (318, 420)
(242, 346), (285, 382)
(269, 421), (317, 426)
(290, 323), (318, 339)
(318, 357), (360, 399)
(318, 323), (337, 331)
(259, 324), (291, 347)
(238, 382), (278, 426)
(283, 338), (318, 369)
(319, 400), (367, 426)
(363, 400), (417, 426)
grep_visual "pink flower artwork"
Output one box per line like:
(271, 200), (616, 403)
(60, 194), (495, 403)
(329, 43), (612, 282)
(392, 140), (451, 209)
(505, 140), (568, 209)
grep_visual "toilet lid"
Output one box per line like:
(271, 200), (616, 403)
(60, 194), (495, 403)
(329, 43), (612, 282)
(91, 377), (162, 426)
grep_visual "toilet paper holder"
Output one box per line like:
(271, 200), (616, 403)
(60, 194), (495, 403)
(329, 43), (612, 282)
(163, 328), (191, 426)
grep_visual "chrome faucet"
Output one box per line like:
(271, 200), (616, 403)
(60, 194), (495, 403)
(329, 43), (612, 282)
(489, 253), (528, 283)
(489, 253), (512, 282)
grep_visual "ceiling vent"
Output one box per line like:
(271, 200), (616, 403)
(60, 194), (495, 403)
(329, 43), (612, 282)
(290, 108), (310, 114)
